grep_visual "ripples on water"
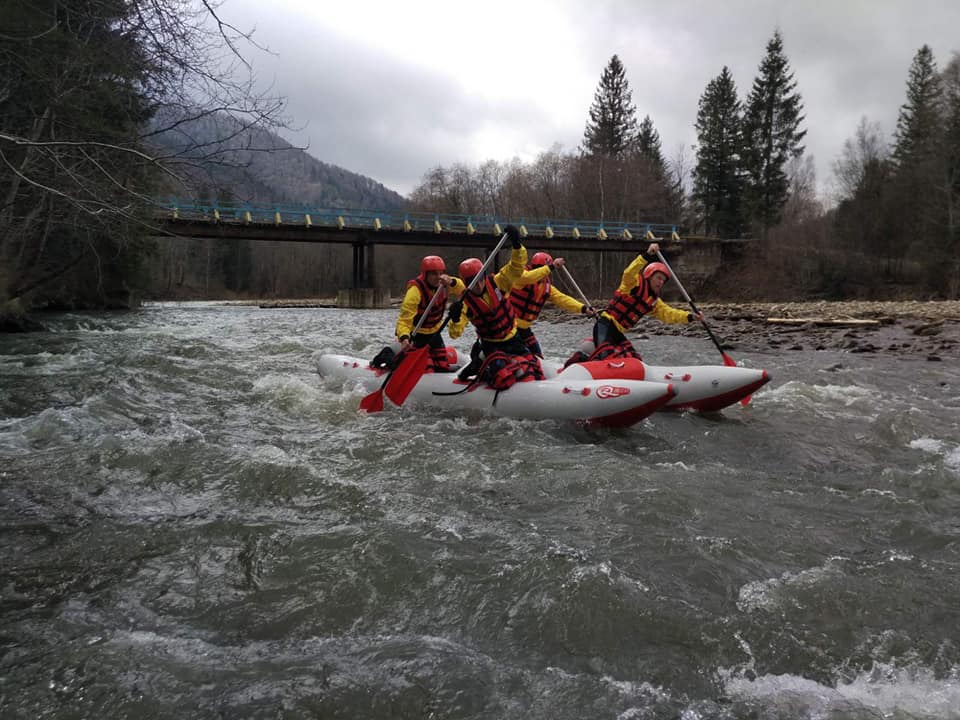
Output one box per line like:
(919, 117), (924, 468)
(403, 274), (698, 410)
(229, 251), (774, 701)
(1, 303), (959, 719)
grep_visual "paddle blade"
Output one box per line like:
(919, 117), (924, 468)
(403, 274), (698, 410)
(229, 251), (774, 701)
(358, 388), (385, 413)
(383, 346), (430, 407)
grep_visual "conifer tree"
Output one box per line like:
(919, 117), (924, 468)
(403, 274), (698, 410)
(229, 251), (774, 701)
(892, 45), (943, 169)
(889, 46), (951, 291)
(944, 54), (960, 296)
(582, 55), (639, 158)
(742, 31), (807, 232)
(637, 115), (664, 168)
(692, 67), (745, 237)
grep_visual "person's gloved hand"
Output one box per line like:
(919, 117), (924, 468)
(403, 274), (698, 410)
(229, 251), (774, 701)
(449, 301), (463, 323)
(505, 224), (521, 249)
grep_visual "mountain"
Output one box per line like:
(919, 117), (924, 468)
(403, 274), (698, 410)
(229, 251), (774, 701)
(148, 110), (406, 209)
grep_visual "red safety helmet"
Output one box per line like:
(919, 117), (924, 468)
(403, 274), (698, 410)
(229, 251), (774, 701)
(642, 262), (671, 281)
(458, 257), (483, 281)
(420, 255), (445, 273)
(530, 252), (553, 268)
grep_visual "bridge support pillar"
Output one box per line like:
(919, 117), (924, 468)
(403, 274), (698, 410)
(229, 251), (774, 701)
(352, 242), (366, 287)
(336, 288), (391, 308)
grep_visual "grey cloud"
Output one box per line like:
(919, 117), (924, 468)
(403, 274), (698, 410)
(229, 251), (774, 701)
(229, 0), (960, 200)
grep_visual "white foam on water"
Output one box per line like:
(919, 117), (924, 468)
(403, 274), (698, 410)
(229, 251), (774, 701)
(910, 437), (945, 453)
(909, 436), (960, 475)
(722, 662), (960, 720)
(252, 373), (326, 412)
(947, 447), (960, 473)
(737, 557), (848, 613)
(654, 460), (695, 471)
(763, 380), (882, 421)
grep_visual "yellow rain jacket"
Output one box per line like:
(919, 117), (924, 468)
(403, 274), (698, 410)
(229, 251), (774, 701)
(509, 265), (586, 329)
(601, 254), (690, 334)
(395, 277), (465, 338)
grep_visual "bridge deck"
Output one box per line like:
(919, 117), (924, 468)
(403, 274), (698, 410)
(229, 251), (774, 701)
(156, 201), (745, 252)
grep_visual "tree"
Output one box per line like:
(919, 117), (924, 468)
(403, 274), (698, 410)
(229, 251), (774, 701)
(742, 30), (807, 233)
(832, 117), (889, 202)
(830, 117), (894, 267)
(692, 67), (745, 237)
(637, 115), (664, 168)
(581, 55), (639, 158)
(0, 0), (287, 322)
(943, 53), (960, 295)
(887, 45), (951, 289)
(892, 45), (943, 169)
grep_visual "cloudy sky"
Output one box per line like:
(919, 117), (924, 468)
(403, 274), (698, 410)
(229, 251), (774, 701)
(224, 0), (960, 201)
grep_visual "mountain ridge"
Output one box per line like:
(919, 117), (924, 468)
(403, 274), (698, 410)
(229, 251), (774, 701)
(149, 111), (407, 210)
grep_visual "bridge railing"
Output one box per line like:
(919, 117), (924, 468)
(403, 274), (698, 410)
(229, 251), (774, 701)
(158, 199), (680, 240)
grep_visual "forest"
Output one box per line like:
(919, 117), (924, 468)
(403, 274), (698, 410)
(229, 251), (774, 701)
(2, 3), (958, 331)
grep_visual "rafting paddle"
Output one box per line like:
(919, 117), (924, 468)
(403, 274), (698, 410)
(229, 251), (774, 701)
(653, 249), (750, 405)
(359, 270), (449, 413)
(359, 232), (510, 412)
(559, 265), (595, 312)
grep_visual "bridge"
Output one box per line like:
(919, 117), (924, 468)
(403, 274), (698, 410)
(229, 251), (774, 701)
(157, 200), (748, 306)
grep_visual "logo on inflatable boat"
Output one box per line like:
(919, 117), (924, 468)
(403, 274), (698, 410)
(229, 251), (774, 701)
(595, 385), (630, 399)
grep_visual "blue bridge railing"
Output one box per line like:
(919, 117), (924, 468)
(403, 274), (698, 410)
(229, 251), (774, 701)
(158, 199), (681, 241)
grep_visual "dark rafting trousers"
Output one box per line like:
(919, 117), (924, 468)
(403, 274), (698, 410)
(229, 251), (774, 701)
(412, 331), (452, 371)
(592, 316), (627, 348)
(516, 327), (543, 358)
(457, 335), (529, 381)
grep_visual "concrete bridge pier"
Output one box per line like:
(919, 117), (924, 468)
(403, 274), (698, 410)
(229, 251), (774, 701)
(336, 287), (391, 308)
(340, 237), (391, 308)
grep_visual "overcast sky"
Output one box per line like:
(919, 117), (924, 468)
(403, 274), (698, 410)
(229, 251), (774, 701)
(224, 0), (960, 202)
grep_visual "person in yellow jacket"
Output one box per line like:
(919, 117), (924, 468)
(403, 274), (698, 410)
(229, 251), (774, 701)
(567, 241), (703, 364)
(448, 225), (543, 386)
(392, 255), (464, 371)
(508, 251), (597, 357)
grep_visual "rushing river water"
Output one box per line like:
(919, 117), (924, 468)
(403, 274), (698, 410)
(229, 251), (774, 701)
(1, 302), (959, 719)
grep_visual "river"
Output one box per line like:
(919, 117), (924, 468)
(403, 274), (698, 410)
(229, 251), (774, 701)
(2, 302), (959, 719)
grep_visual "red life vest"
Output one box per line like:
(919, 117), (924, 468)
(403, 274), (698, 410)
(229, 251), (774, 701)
(604, 274), (658, 330)
(407, 275), (446, 330)
(508, 277), (551, 323)
(463, 276), (516, 341)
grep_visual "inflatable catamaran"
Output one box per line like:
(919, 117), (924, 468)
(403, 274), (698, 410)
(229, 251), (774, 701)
(317, 350), (769, 425)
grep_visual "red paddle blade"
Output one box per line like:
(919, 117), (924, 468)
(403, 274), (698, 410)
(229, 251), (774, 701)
(383, 346), (430, 407)
(358, 387), (385, 413)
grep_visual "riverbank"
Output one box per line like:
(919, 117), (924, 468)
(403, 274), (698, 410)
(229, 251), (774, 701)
(639, 300), (960, 361)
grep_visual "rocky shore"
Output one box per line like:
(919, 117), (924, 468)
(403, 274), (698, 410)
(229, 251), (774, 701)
(640, 300), (960, 361)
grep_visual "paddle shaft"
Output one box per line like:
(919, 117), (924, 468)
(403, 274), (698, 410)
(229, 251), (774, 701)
(408, 274), (447, 340)
(404, 232), (507, 345)
(363, 232), (510, 412)
(559, 265), (592, 309)
(439, 232), (511, 330)
(654, 250), (727, 356)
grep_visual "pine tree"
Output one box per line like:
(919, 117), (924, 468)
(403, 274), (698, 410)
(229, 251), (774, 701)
(742, 31), (807, 232)
(581, 55), (639, 158)
(692, 67), (745, 237)
(892, 45), (943, 169)
(945, 54), (960, 296)
(637, 115), (664, 168)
